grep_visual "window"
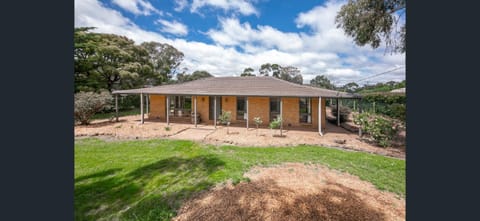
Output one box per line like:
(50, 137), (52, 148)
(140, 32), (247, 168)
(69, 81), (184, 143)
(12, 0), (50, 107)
(237, 97), (246, 120)
(270, 97), (281, 122)
(168, 96), (191, 117)
(299, 97), (312, 123)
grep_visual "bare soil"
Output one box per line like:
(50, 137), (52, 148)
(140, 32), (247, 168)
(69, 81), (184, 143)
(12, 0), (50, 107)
(75, 114), (405, 159)
(173, 163), (405, 221)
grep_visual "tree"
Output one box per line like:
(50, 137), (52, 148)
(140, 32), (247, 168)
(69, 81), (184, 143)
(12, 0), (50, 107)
(310, 75), (336, 90)
(335, 0), (406, 53)
(259, 63), (282, 77)
(74, 91), (113, 125)
(240, 67), (255, 77)
(140, 42), (184, 85)
(279, 66), (303, 84)
(177, 70), (213, 83)
(342, 82), (359, 93)
(74, 28), (153, 92)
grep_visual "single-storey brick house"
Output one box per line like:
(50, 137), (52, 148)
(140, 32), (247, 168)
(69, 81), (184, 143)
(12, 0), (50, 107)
(112, 76), (360, 135)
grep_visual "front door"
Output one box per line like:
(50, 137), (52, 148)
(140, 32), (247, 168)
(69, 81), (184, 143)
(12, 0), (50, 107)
(209, 96), (222, 120)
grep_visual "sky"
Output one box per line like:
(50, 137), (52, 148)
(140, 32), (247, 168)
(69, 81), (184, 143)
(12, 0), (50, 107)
(74, 0), (406, 86)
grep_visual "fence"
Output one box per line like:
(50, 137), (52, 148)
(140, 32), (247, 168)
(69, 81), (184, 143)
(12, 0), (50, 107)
(327, 98), (405, 122)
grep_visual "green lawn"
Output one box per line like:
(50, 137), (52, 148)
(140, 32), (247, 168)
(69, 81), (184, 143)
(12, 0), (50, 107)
(92, 108), (140, 120)
(75, 138), (405, 221)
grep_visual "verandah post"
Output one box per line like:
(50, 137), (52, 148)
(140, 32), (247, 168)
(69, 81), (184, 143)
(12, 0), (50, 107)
(140, 93), (144, 124)
(318, 97), (323, 136)
(115, 94), (118, 122)
(337, 98), (340, 126)
(194, 96), (197, 127)
(166, 96), (170, 125)
(246, 97), (249, 129)
(214, 96), (217, 128)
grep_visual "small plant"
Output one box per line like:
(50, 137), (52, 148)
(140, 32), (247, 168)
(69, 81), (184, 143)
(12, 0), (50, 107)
(354, 112), (398, 147)
(164, 126), (171, 131)
(269, 116), (283, 137)
(253, 117), (263, 135)
(218, 110), (232, 134)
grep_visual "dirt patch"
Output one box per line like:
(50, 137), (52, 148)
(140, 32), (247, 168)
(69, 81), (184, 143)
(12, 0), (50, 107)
(75, 115), (405, 159)
(204, 124), (404, 159)
(174, 163), (405, 221)
(74, 115), (192, 140)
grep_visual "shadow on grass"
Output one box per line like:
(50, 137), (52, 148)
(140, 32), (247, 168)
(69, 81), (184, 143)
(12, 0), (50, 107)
(175, 180), (389, 221)
(75, 155), (225, 221)
(75, 168), (122, 183)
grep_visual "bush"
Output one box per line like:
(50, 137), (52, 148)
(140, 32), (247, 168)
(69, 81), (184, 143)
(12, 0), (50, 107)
(330, 105), (351, 123)
(354, 113), (398, 147)
(218, 110), (232, 125)
(387, 103), (406, 122)
(75, 91), (113, 125)
(253, 117), (263, 127)
(269, 116), (282, 129)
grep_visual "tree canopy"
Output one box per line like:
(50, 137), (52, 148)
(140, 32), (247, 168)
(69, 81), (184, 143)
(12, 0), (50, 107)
(335, 0), (406, 53)
(258, 63), (303, 84)
(177, 70), (213, 83)
(240, 67), (255, 77)
(74, 27), (184, 92)
(310, 75), (336, 90)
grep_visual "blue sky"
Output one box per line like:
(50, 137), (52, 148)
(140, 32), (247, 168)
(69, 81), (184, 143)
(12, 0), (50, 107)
(75, 0), (405, 86)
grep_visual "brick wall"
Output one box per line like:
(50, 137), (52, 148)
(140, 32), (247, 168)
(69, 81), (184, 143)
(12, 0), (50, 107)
(148, 95), (326, 131)
(195, 96), (209, 123)
(221, 96), (237, 122)
(281, 97), (300, 127)
(148, 95), (165, 120)
(247, 97), (270, 126)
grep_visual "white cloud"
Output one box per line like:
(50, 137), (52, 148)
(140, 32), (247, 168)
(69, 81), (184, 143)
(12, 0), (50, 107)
(191, 0), (259, 16)
(112, 0), (162, 16)
(174, 0), (189, 12)
(207, 18), (303, 52)
(156, 19), (189, 36)
(75, 0), (405, 85)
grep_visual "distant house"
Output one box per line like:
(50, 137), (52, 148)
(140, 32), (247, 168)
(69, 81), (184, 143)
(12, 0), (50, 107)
(112, 76), (360, 135)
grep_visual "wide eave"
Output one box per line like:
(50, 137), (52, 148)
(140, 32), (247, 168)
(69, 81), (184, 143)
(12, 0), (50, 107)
(112, 76), (361, 98)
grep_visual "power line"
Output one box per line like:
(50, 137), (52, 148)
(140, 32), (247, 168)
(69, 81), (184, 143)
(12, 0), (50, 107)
(355, 66), (404, 83)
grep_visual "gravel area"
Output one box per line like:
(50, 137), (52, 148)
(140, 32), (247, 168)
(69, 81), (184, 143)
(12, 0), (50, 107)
(174, 163), (405, 221)
(75, 115), (405, 158)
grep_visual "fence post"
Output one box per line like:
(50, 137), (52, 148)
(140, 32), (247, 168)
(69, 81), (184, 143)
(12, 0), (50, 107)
(373, 101), (376, 113)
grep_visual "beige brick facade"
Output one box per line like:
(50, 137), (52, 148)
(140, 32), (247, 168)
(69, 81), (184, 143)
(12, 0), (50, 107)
(148, 95), (326, 131)
(221, 96), (238, 122)
(247, 97), (270, 126)
(148, 95), (165, 120)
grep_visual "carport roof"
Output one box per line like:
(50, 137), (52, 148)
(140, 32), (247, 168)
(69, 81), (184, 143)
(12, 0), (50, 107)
(112, 76), (361, 98)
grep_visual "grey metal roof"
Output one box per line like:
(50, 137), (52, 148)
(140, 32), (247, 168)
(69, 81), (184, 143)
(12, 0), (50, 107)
(112, 76), (361, 98)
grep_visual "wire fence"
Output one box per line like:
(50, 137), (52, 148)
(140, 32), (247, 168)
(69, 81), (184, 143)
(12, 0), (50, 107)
(326, 98), (405, 122)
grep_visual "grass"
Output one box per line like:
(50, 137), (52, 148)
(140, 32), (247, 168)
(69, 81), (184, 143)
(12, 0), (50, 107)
(75, 138), (405, 221)
(92, 108), (140, 120)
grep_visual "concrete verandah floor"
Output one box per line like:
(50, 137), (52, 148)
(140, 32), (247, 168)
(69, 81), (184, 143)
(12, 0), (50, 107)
(75, 115), (405, 159)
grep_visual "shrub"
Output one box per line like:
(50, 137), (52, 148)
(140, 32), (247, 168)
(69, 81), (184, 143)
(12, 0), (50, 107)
(330, 105), (351, 123)
(164, 126), (171, 131)
(253, 117), (263, 128)
(269, 116), (282, 129)
(74, 91), (113, 125)
(218, 111), (232, 125)
(269, 116), (284, 136)
(387, 103), (406, 122)
(218, 111), (232, 134)
(354, 113), (398, 147)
